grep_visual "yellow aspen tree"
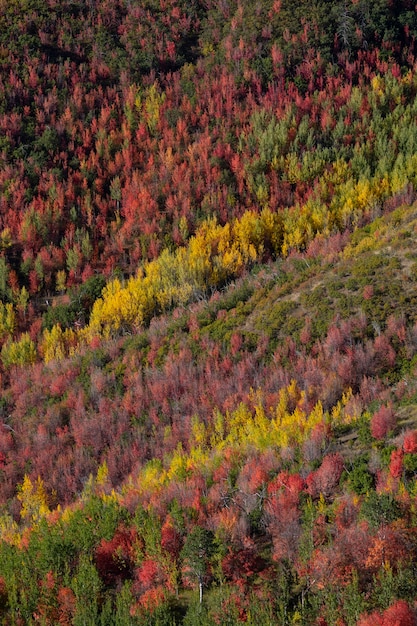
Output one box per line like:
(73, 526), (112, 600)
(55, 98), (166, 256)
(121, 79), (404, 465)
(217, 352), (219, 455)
(210, 409), (226, 450)
(259, 207), (284, 256)
(166, 444), (189, 481)
(42, 324), (66, 362)
(144, 82), (165, 134)
(42, 325), (76, 363)
(0, 513), (19, 544)
(0, 301), (15, 341)
(232, 210), (263, 264)
(138, 459), (166, 495)
(17, 475), (50, 523)
(1, 333), (36, 368)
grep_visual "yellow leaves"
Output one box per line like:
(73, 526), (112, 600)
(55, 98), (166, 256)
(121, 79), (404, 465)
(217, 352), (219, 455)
(0, 227), (12, 250)
(281, 200), (329, 256)
(185, 232), (212, 286)
(232, 210), (264, 264)
(284, 152), (301, 184)
(210, 409), (226, 450)
(56, 270), (67, 293)
(81, 209), (283, 345)
(259, 207), (283, 253)
(17, 475), (50, 524)
(42, 325), (76, 363)
(345, 236), (376, 258)
(96, 461), (109, 488)
(336, 177), (375, 227)
(144, 82), (166, 134)
(371, 75), (384, 98)
(1, 332), (36, 368)
(227, 402), (256, 446)
(201, 41), (214, 56)
(134, 90), (142, 112)
(149, 248), (194, 310)
(166, 447), (186, 481)
(165, 443), (210, 480)
(60, 505), (74, 525)
(0, 513), (19, 545)
(186, 446), (210, 472)
(316, 493), (327, 515)
(291, 610), (303, 624)
(87, 274), (156, 338)
(331, 388), (352, 423)
(101, 490), (118, 505)
(0, 301), (15, 341)
(333, 172), (393, 233)
(191, 415), (207, 448)
(139, 459), (166, 494)
(200, 382), (329, 453)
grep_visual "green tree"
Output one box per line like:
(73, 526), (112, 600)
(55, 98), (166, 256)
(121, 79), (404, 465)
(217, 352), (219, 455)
(72, 555), (102, 626)
(181, 526), (214, 604)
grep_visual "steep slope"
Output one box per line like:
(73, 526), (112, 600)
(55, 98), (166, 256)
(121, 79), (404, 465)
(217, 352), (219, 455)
(2, 201), (417, 623)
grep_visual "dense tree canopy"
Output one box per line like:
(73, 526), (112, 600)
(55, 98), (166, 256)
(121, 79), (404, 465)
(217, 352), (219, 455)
(1, 0), (417, 623)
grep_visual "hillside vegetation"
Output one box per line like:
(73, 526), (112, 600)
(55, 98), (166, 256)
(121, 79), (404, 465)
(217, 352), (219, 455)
(1, 0), (417, 624)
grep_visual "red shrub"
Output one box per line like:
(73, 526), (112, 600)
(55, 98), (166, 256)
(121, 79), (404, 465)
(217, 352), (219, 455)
(389, 448), (404, 479)
(306, 453), (344, 499)
(95, 525), (137, 586)
(358, 600), (415, 626)
(370, 405), (396, 440)
(403, 430), (417, 454)
(161, 516), (183, 559)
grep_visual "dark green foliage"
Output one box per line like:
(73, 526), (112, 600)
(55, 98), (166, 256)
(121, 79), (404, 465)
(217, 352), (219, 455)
(181, 526), (215, 602)
(72, 555), (102, 626)
(379, 444), (397, 468)
(43, 274), (106, 330)
(342, 572), (367, 626)
(65, 496), (126, 554)
(370, 563), (417, 612)
(356, 413), (372, 446)
(347, 455), (375, 495)
(360, 492), (402, 529)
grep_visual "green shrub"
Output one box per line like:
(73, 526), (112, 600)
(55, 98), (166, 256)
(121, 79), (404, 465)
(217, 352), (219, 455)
(347, 455), (375, 495)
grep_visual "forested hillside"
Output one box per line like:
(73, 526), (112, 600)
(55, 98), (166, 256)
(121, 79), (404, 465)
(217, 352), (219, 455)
(2, 0), (417, 623)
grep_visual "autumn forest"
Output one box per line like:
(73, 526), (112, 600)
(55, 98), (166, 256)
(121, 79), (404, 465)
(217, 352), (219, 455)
(2, 0), (417, 623)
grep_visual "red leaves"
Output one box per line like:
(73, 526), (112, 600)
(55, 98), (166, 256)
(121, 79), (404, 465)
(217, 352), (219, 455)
(135, 559), (160, 591)
(372, 335), (396, 373)
(95, 525), (138, 586)
(266, 471), (304, 562)
(306, 453), (344, 499)
(267, 471), (304, 500)
(389, 449), (404, 479)
(370, 405), (396, 440)
(134, 586), (167, 613)
(56, 587), (76, 626)
(364, 527), (409, 574)
(403, 430), (417, 454)
(221, 539), (266, 590)
(237, 454), (271, 495)
(161, 516), (182, 558)
(358, 600), (415, 626)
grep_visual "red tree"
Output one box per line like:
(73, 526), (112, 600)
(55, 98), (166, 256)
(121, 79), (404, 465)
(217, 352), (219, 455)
(306, 453), (344, 499)
(370, 405), (396, 440)
(358, 600), (415, 626)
